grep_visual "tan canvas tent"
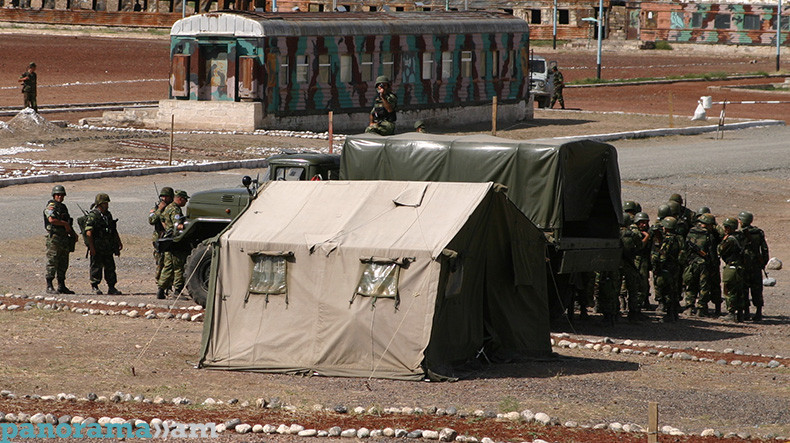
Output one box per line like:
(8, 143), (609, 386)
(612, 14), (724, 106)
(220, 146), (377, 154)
(198, 180), (551, 380)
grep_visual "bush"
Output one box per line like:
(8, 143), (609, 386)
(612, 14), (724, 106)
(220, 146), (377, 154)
(654, 41), (673, 50)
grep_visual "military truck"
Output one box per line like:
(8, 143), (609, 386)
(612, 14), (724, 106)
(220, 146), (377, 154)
(529, 54), (554, 108)
(339, 133), (623, 321)
(177, 152), (340, 306)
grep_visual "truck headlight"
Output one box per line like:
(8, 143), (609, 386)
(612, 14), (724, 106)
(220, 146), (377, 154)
(537, 80), (546, 88)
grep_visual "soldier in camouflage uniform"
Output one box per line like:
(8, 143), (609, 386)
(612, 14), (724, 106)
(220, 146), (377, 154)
(157, 190), (190, 300)
(682, 214), (716, 316)
(702, 211), (724, 316)
(633, 212), (652, 312)
(668, 194), (696, 238)
(738, 211), (769, 321)
(619, 213), (644, 322)
(719, 217), (747, 322)
(365, 76), (397, 136)
(549, 65), (565, 109)
(650, 204), (671, 311)
(43, 185), (77, 294)
(18, 62), (37, 112)
(85, 193), (123, 295)
(652, 217), (685, 322)
(149, 187), (174, 282)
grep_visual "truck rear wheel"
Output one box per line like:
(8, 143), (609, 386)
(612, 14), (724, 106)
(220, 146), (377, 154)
(185, 243), (212, 308)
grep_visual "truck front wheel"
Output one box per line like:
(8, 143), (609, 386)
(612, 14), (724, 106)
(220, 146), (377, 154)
(185, 243), (212, 308)
(537, 96), (551, 108)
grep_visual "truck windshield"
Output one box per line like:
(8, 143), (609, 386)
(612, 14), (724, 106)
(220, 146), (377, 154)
(274, 167), (305, 181)
(529, 59), (546, 73)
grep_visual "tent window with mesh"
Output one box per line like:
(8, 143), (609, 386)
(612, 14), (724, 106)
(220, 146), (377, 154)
(248, 252), (291, 296)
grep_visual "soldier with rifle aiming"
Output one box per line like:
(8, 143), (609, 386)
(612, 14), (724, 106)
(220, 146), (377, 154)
(85, 193), (123, 295)
(43, 185), (78, 294)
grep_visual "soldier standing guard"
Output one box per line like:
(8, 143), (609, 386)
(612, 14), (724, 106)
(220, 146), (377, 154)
(738, 211), (769, 321)
(149, 187), (174, 282)
(365, 76), (397, 135)
(157, 190), (190, 300)
(85, 193), (123, 295)
(43, 185), (77, 294)
(549, 65), (565, 109)
(18, 62), (38, 112)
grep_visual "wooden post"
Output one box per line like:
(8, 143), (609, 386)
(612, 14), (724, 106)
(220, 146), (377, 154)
(717, 101), (727, 140)
(328, 111), (334, 154)
(647, 401), (658, 443)
(492, 96), (498, 136)
(668, 92), (674, 128)
(169, 114), (174, 166)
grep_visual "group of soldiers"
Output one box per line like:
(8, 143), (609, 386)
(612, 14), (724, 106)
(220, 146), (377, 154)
(573, 194), (770, 324)
(43, 185), (191, 299)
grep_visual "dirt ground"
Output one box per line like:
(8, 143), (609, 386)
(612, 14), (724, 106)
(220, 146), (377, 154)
(1, 29), (790, 442)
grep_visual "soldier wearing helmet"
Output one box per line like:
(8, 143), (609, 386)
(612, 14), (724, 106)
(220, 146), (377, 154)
(668, 193), (696, 238)
(738, 211), (769, 321)
(651, 216), (685, 322)
(619, 212), (644, 322)
(718, 217), (747, 322)
(85, 193), (123, 295)
(682, 213), (716, 317)
(622, 201), (641, 217)
(149, 187), (175, 283)
(157, 190), (191, 300)
(43, 185), (78, 294)
(365, 75), (397, 136)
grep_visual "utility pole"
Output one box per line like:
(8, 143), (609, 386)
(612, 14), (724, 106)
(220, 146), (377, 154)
(552, 0), (557, 49)
(778, 0), (783, 71)
(596, 0), (603, 79)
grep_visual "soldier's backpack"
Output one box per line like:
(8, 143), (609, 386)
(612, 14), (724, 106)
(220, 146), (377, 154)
(76, 213), (90, 248)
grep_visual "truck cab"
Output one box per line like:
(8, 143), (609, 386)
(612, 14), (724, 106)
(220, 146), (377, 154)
(529, 55), (555, 108)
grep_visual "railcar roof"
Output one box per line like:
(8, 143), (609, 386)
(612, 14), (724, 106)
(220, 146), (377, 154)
(171, 11), (529, 37)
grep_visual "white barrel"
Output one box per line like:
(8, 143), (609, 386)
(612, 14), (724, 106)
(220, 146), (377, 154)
(701, 96), (713, 109)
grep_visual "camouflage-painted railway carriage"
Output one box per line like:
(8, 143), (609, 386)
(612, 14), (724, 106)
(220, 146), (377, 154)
(167, 11), (532, 131)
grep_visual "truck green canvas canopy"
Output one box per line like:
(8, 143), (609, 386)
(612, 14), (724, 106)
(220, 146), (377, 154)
(198, 180), (551, 380)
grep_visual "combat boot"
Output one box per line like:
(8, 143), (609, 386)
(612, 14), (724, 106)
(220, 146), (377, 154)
(156, 287), (166, 300)
(713, 303), (722, 317)
(46, 278), (57, 294)
(697, 305), (709, 317)
(736, 310), (744, 323)
(57, 279), (75, 295)
(91, 284), (102, 295)
(107, 286), (122, 295)
(743, 306), (751, 321)
(723, 312), (737, 322)
(752, 306), (763, 322)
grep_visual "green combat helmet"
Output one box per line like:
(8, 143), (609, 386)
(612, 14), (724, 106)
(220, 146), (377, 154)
(414, 120), (425, 130)
(51, 185), (66, 196)
(657, 204), (671, 219)
(662, 216), (678, 231)
(634, 212), (650, 223)
(669, 193), (684, 205)
(160, 187), (175, 198)
(699, 213), (716, 225)
(722, 217), (739, 230)
(623, 201), (638, 213)
(697, 206), (711, 215)
(94, 193), (111, 205)
(622, 212), (634, 226)
(667, 200), (681, 216)
(738, 211), (753, 226)
(175, 190), (190, 199)
(375, 75), (391, 86)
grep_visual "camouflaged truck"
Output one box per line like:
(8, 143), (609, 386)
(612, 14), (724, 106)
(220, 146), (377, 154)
(177, 152), (340, 306)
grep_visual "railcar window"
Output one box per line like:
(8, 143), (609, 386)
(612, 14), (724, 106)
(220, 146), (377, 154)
(361, 53), (373, 81)
(530, 9), (542, 24)
(509, 50), (517, 77)
(558, 9), (569, 24)
(295, 55), (308, 83)
(441, 51), (453, 79)
(743, 14), (760, 30)
(381, 52), (394, 79)
(340, 54), (352, 82)
(422, 52), (434, 80)
(279, 57), (289, 85)
(318, 54), (331, 83)
(461, 51), (473, 77)
(691, 12), (703, 28)
(714, 13), (730, 29)
(490, 50), (499, 77)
